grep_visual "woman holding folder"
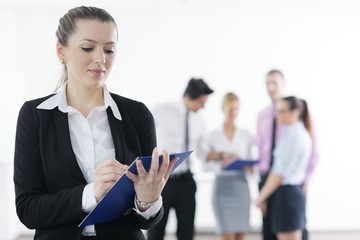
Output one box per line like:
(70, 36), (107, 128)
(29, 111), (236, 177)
(13, 6), (177, 240)
(256, 96), (312, 240)
(205, 92), (254, 240)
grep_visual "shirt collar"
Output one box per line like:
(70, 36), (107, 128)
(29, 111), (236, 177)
(36, 84), (122, 120)
(180, 99), (191, 116)
(283, 121), (303, 132)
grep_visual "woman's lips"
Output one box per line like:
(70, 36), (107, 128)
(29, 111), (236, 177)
(89, 69), (105, 77)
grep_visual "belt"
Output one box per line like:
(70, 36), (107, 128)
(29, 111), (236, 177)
(81, 236), (97, 240)
(169, 170), (192, 179)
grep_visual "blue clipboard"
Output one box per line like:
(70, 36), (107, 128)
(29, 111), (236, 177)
(79, 150), (193, 227)
(223, 159), (259, 171)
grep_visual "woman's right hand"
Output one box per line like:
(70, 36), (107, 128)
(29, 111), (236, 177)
(220, 152), (237, 167)
(93, 159), (128, 202)
(244, 166), (254, 173)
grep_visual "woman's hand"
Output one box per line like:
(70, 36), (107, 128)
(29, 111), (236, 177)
(125, 147), (178, 204)
(244, 166), (254, 173)
(93, 159), (128, 203)
(302, 183), (308, 193)
(220, 152), (237, 167)
(256, 198), (267, 216)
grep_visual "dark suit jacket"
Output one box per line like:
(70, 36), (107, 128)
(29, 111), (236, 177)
(14, 93), (163, 240)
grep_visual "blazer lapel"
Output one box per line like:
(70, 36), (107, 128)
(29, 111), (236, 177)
(106, 108), (129, 165)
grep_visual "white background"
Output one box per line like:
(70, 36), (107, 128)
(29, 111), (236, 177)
(1, 0), (360, 239)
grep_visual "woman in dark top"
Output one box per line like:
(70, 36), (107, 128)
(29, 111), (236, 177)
(14, 6), (176, 240)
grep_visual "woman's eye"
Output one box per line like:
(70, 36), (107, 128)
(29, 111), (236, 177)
(81, 47), (93, 52)
(105, 49), (114, 54)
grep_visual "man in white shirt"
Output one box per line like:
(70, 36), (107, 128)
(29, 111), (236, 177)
(147, 78), (214, 240)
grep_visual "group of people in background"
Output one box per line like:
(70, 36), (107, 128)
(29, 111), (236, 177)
(13, 5), (319, 240)
(149, 70), (319, 240)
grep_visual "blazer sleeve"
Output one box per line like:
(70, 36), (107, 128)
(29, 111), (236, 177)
(95, 207), (164, 239)
(132, 206), (164, 230)
(14, 101), (87, 229)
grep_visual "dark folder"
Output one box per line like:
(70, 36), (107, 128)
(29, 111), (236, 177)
(223, 159), (259, 171)
(79, 150), (193, 227)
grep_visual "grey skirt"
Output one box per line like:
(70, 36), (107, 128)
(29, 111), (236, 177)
(212, 172), (251, 233)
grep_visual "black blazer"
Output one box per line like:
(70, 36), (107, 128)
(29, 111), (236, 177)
(14, 93), (163, 240)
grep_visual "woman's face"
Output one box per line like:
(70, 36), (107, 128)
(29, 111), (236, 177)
(275, 100), (299, 125)
(57, 19), (117, 89)
(223, 100), (239, 122)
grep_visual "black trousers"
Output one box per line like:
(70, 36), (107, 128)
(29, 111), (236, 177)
(147, 171), (197, 240)
(259, 174), (308, 240)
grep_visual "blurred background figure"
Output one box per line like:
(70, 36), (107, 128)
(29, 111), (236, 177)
(256, 70), (319, 240)
(204, 92), (254, 240)
(256, 96), (313, 240)
(148, 78), (214, 240)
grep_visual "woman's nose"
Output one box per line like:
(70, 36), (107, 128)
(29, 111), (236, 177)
(94, 49), (105, 64)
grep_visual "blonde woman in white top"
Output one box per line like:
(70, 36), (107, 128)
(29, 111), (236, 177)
(205, 92), (253, 240)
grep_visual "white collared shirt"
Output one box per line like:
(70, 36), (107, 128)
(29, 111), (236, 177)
(272, 121), (312, 185)
(37, 85), (161, 236)
(151, 101), (208, 174)
(205, 126), (253, 175)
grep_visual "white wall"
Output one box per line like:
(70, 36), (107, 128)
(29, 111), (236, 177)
(1, 0), (360, 238)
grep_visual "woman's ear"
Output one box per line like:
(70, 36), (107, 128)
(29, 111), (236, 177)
(56, 42), (65, 64)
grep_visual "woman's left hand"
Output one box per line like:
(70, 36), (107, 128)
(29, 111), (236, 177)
(255, 198), (267, 216)
(125, 147), (178, 204)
